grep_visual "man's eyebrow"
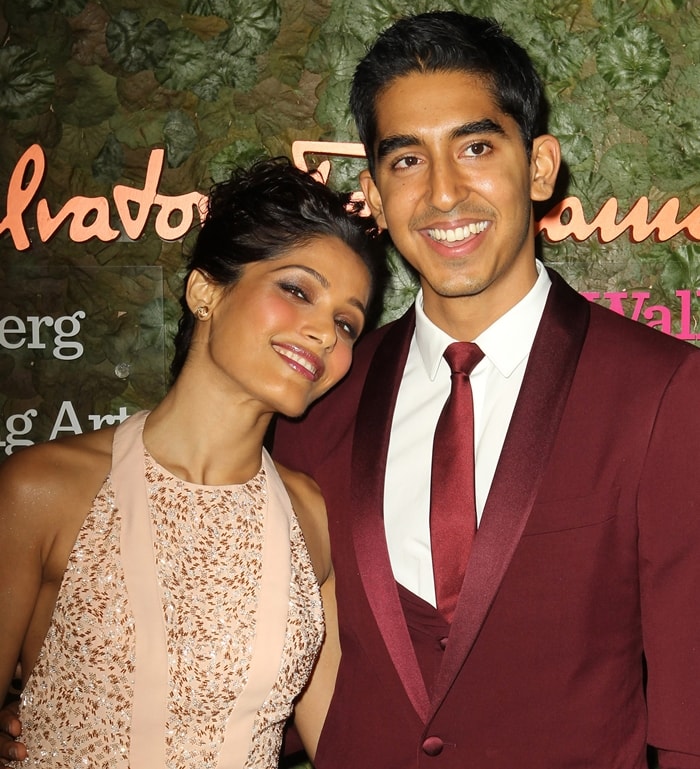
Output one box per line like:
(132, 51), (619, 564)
(451, 118), (507, 140)
(376, 118), (508, 161)
(376, 134), (420, 160)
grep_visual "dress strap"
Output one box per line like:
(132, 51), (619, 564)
(218, 449), (293, 766)
(112, 411), (169, 768)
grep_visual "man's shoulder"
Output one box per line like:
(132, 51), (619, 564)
(548, 267), (699, 367)
(327, 309), (412, 393)
(587, 298), (700, 364)
(356, 312), (408, 356)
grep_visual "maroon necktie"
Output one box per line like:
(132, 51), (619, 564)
(430, 341), (484, 623)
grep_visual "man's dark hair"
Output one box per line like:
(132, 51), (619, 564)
(350, 11), (547, 175)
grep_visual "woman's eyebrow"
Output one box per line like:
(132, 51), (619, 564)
(274, 264), (367, 315)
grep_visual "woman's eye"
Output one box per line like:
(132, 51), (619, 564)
(280, 282), (308, 301)
(336, 318), (359, 341)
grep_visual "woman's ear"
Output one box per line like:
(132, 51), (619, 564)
(185, 269), (218, 319)
(359, 169), (387, 229)
(530, 134), (561, 202)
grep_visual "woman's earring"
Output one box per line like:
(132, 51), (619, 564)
(196, 305), (209, 320)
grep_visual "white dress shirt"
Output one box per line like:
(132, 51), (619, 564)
(384, 262), (551, 606)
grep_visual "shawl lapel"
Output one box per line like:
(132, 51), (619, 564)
(350, 306), (432, 722)
(432, 271), (591, 709)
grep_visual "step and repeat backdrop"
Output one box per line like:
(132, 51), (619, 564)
(1, 0), (699, 456)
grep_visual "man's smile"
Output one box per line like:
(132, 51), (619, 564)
(427, 220), (489, 244)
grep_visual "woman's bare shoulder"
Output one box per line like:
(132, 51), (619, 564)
(0, 428), (115, 509)
(275, 462), (331, 584)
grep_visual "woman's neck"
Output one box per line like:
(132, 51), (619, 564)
(142, 380), (274, 486)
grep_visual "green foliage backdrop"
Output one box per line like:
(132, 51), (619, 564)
(1, 0), (699, 436)
(0, 2), (697, 764)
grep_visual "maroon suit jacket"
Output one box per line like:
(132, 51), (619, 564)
(274, 269), (700, 768)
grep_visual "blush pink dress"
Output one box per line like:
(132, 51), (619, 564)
(14, 411), (324, 768)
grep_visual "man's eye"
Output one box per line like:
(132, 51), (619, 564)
(466, 142), (491, 157)
(393, 155), (421, 170)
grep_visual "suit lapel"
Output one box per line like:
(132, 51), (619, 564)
(433, 271), (591, 706)
(351, 306), (431, 722)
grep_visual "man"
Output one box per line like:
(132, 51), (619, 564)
(2, 11), (700, 768)
(275, 11), (700, 768)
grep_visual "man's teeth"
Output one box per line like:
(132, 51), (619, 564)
(428, 221), (488, 242)
(277, 347), (317, 376)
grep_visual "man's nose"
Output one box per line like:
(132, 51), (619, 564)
(426, 156), (467, 212)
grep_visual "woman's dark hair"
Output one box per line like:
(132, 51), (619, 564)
(170, 156), (386, 381)
(350, 11), (547, 176)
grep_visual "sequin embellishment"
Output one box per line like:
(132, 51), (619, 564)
(15, 420), (323, 769)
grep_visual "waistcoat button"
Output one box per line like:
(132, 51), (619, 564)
(422, 736), (444, 756)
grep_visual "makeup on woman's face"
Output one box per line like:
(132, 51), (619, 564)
(203, 235), (372, 417)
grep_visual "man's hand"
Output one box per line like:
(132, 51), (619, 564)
(0, 701), (26, 764)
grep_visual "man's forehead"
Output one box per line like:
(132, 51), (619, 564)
(372, 70), (508, 140)
(376, 69), (497, 109)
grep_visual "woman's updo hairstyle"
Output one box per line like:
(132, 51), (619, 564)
(170, 156), (385, 381)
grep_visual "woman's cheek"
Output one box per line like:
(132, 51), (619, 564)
(331, 345), (354, 383)
(260, 293), (300, 327)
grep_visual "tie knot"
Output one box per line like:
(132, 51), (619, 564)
(443, 341), (484, 376)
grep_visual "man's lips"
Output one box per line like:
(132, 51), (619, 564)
(272, 343), (324, 381)
(426, 220), (489, 244)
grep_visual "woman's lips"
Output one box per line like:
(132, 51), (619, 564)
(272, 343), (324, 381)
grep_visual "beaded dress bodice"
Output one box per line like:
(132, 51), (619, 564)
(15, 412), (324, 768)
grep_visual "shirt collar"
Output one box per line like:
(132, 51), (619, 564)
(415, 261), (551, 381)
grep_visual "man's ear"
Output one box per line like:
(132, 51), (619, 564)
(530, 134), (561, 202)
(359, 169), (387, 229)
(185, 269), (219, 316)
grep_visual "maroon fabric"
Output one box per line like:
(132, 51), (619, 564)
(396, 582), (449, 693)
(274, 269), (700, 769)
(430, 342), (484, 622)
(347, 308), (431, 721)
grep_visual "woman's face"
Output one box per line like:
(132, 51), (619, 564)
(198, 234), (372, 417)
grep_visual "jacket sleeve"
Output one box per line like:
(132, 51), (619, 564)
(638, 352), (700, 765)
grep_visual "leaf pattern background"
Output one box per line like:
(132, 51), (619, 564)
(0, 0), (699, 454)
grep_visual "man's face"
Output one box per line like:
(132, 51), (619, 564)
(360, 69), (559, 337)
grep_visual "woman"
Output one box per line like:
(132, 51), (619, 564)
(0, 157), (383, 767)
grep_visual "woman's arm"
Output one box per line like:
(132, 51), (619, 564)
(0, 449), (50, 711)
(275, 462), (340, 761)
(0, 431), (112, 764)
(293, 568), (340, 760)
(0, 447), (58, 766)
